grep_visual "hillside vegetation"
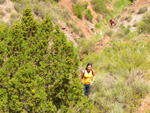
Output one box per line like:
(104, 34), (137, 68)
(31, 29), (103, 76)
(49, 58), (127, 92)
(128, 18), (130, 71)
(1, 0), (150, 112)
(81, 2), (150, 112)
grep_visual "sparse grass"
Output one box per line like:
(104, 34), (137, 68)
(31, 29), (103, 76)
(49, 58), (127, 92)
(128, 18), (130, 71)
(62, 9), (71, 21)
(14, 3), (24, 13)
(0, 10), (5, 18)
(73, 2), (87, 19)
(91, 0), (110, 14)
(52, 6), (61, 15)
(6, 8), (12, 13)
(9, 19), (16, 25)
(96, 14), (101, 22)
(72, 26), (81, 35)
(72, 0), (78, 4)
(133, 22), (138, 27)
(133, 79), (149, 96)
(105, 28), (113, 37)
(80, 32), (86, 38)
(115, 14), (121, 19)
(33, 5), (44, 19)
(123, 7), (128, 12)
(11, 0), (21, 2)
(137, 13), (150, 33)
(66, 22), (82, 35)
(137, 6), (148, 14)
(125, 15), (132, 22)
(66, 22), (74, 28)
(10, 12), (19, 19)
(78, 37), (97, 55)
(115, 25), (130, 38)
(121, 16), (125, 21)
(129, 8), (135, 14)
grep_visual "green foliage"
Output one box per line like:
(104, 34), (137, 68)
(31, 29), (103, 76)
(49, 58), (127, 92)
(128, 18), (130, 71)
(105, 28), (114, 37)
(82, 40), (150, 112)
(137, 13), (150, 33)
(80, 32), (86, 38)
(95, 23), (101, 29)
(95, 21), (106, 29)
(129, 8), (135, 14)
(85, 9), (93, 22)
(113, 0), (131, 14)
(115, 25), (130, 38)
(66, 22), (82, 35)
(73, 2), (87, 19)
(0, 8), (94, 112)
(54, 0), (61, 2)
(0, 10), (5, 18)
(82, 1), (89, 9)
(96, 14), (101, 22)
(125, 15), (132, 22)
(133, 79), (149, 96)
(10, 12), (19, 19)
(137, 6), (148, 14)
(6, 8), (12, 13)
(62, 9), (71, 21)
(91, 0), (110, 14)
(33, 5), (45, 19)
(11, 0), (21, 2)
(14, 3), (24, 13)
(78, 34), (102, 56)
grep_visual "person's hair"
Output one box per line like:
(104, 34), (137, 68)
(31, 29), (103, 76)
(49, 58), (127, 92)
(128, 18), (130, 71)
(110, 19), (112, 22)
(85, 63), (92, 70)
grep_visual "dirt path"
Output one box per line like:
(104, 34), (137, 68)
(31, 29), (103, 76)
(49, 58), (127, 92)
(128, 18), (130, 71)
(139, 91), (150, 113)
(137, 79), (150, 113)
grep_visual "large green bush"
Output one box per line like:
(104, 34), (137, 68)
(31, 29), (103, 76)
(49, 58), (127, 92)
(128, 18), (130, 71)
(11, 0), (21, 2)
(0, 8), (94, 112)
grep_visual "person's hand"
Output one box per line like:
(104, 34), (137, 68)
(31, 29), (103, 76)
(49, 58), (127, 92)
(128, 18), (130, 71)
(90, 81), (93, 86)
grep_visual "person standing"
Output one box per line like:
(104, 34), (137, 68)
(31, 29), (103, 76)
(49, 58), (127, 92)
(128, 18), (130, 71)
(80, 63), (95, 98)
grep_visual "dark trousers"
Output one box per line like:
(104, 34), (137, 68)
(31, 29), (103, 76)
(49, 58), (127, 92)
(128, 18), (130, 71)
(83, 84), (91, 98)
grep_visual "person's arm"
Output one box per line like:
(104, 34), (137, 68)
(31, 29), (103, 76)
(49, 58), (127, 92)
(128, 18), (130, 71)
(90, 71), (95, 86)
(80, 70), (84, 82)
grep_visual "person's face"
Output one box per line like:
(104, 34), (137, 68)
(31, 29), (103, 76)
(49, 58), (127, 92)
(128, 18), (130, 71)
(87, 65), (92, 71)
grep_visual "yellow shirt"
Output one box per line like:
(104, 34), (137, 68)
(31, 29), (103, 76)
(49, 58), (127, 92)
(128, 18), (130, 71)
(82, 70), (93, 85)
